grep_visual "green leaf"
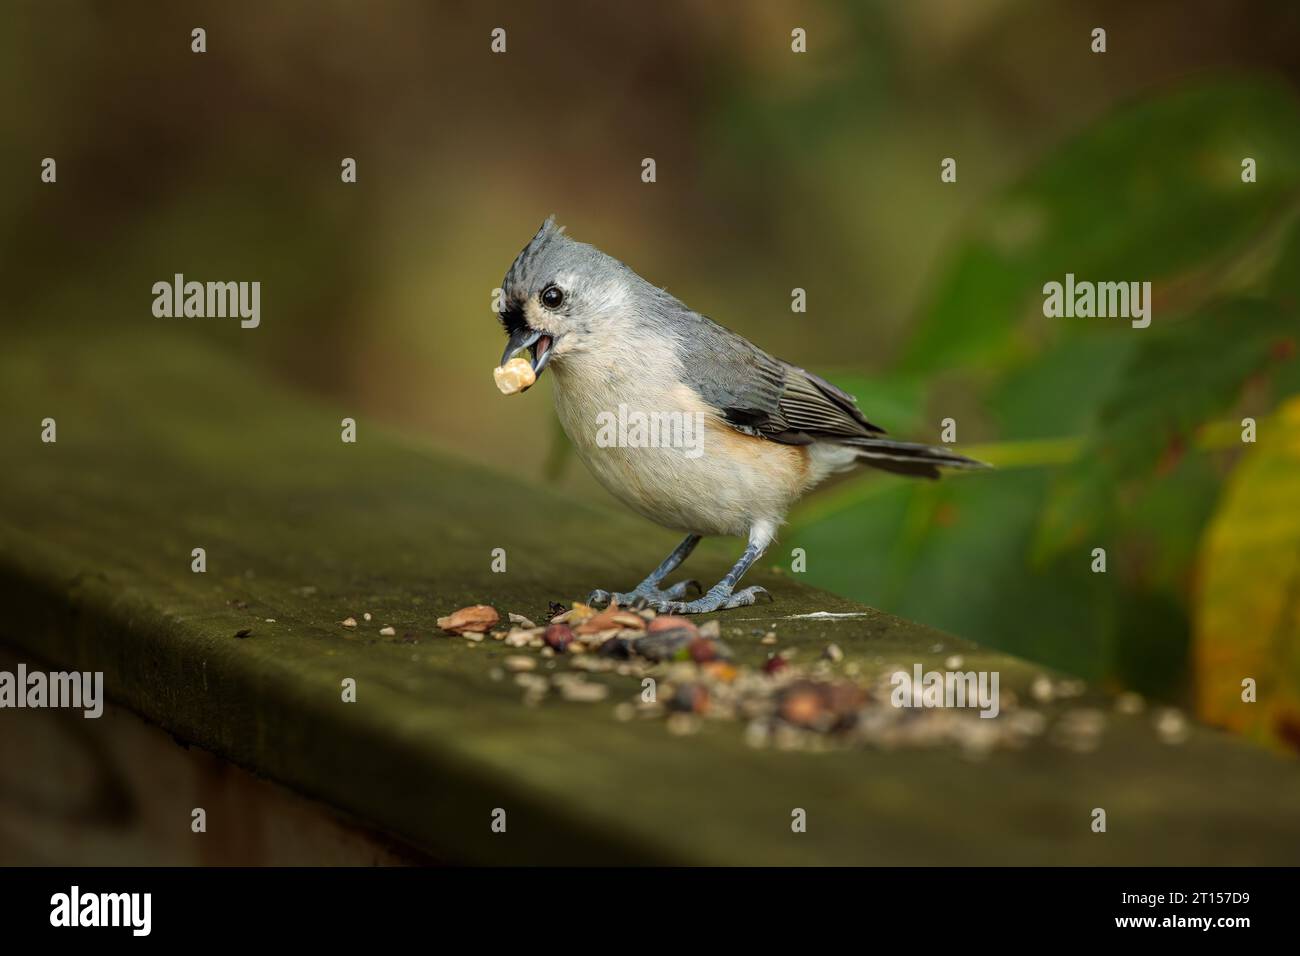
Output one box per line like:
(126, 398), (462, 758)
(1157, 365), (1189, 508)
(792, 462), (1195, 691)
(793, 467), (1122, 683)
(902, 80), (1300, 374)
(1266, 217), (1300, 401)
(1035, 298), (1299, 560)
(985, 333), (1136, 439)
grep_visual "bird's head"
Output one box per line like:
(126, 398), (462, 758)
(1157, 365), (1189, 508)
(496, 217), (638, 389)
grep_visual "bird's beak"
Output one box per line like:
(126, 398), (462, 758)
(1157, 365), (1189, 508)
(500, 326), (555, 388)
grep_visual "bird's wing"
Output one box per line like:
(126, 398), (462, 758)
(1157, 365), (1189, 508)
(676, 313), (886, 444)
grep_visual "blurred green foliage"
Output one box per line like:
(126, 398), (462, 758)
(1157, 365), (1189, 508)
(901, 82), (1300, 373)
(792, 79), (1300, 722)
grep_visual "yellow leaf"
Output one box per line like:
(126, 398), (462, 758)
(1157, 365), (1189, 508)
(1194, 396), (1300, 751)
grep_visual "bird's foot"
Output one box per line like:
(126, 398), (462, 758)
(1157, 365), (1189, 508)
(588, 579), (702, 610)
(655, 584), (773, 615)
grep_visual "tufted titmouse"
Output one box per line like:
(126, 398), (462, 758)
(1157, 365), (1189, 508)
(497, 218), (988, 614)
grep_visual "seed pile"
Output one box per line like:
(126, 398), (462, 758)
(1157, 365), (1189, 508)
(424, 601), (1191, 758)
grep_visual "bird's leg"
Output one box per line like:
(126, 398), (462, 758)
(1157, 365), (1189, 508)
(655, 522), (776, 615)
(588, 534), (703, 608)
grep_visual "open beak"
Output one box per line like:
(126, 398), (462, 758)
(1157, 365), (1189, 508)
(499, 326), (555, 390)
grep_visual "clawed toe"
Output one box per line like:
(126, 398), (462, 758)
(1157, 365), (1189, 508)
(661, 579), (701, 600)
(657, 584), (775, 615)
(577, 527), (777, 616)
(731, 585), (773, 607)
(587, 579), (702, 610)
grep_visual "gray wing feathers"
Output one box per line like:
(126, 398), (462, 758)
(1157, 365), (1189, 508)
(673, 309), (989, 478)
(676, 313), (884, 443)
(681, 319), (787, 434)
(780, 370), (886, 438)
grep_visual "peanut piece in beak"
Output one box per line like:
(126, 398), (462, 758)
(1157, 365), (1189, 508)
(493, 356), (536, 395)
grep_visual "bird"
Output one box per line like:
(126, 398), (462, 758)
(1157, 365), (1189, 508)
(496, 218), (988, 614)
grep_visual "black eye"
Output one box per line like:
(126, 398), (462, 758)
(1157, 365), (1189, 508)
(540, 285), (564, 309)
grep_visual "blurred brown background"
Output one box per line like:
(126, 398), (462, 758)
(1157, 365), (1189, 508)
(5, 0), (1294, 474)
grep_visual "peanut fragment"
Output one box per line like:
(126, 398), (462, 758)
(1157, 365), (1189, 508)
(437, 604), (500, 634)
(574, 606), (647, 635)
(493, 357), (536, 395)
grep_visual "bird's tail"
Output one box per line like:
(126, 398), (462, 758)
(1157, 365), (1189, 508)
(843, 437), (990, 480)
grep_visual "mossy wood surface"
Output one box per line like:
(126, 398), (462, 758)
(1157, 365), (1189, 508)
(2, 331), (1298, 864)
